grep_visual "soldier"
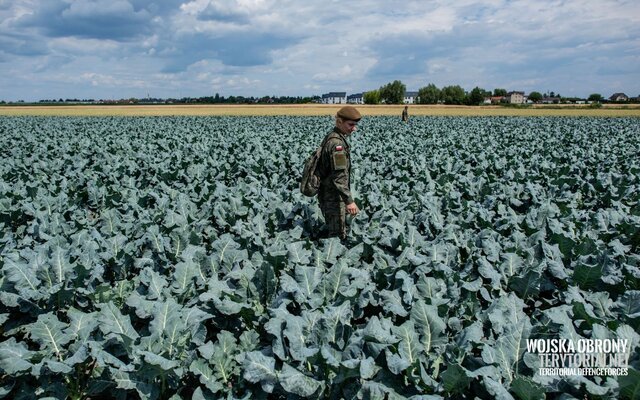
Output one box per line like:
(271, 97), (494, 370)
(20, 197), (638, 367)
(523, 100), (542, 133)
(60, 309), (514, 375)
(316, 105), (361, 240)
(402, 105), (409, 122)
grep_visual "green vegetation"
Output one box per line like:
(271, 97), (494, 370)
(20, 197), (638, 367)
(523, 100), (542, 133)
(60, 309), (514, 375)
(378, 80), (406, 104)
(528, 91), (543, 103)
(417, 84), (440, 105)
(0, 116), (638, 399)
(363, 90), (381, 105)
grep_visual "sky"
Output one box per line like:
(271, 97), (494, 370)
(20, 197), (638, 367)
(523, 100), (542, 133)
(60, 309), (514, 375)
(1, 0), (639, 102)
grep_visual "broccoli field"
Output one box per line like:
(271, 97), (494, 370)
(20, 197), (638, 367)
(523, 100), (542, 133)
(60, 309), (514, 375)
(0, 115), (639, 399)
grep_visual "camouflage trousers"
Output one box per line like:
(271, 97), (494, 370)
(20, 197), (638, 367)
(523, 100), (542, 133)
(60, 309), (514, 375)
(319, 201), (347, 240)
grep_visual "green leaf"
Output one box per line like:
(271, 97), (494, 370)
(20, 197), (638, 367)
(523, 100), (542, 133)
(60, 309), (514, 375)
(110, 368), (159, 400)
(481, 318), (532, 384)
(280, 264), (323, 305)
(97, 301), (139, 340)
(416, 276), (448, 306)
(573, 262), (603, 289)
(441, 364), (471, 394)
(243, 351), (277, 392)
(149, 298), (182, 337)
(49, 246), (74, 286)
(200, 331), (239, 387)
(510, 377), (545, 400)
(410, 300), (446, 352)
(483, 376), (515, 400)
(319, 303), (351, 345)
(66, 307), (98, 343)
(210, 234), (247, 273)
(393, 320), (423, 367)
(172, 261), (197, 295)
(359, 357), (380, 380)
(278, 363), (321, 397)
(28, 313), (72, 358)
(455, 321), (484, 351)
(283, 315), (319, 362)
(380, 289), (409, 317)
(287, 241), (312, 264)
(41, 359), (73, 374)
(385, 351), (411, 375)
(499, 253), (525, 279)
(140, 351), (178, 370)
(139, 267), (168, 300)
(3, 250), (43, 299)
(319, 238), (347, 264)
(509, 270), (542, 299)
(483, 295), (532, 383)
(0, 338), (34, 374)
(363, 316), (398, 345)
(190, 359), (223, 393)
(360, 381), (406, 400)
(322, 260), (361, 301)
(478, 256), (503, 289)
(619, 368), (640, 400)
(616, 290), (640, 319)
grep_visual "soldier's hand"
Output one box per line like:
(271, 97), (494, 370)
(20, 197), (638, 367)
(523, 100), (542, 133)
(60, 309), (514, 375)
(346, 202), (359, 215)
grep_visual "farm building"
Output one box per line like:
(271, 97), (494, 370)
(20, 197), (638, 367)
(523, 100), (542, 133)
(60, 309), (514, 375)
(321, 92), (347, 104)
(347, 93), (364, 104)
(507, 91), (525, 104)
(609, 93), (629, 102)
(487, 96), (506, 104)
(404, 91), (419, 104)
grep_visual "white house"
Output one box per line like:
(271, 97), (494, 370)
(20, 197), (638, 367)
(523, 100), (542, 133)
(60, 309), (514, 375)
(507, 91), (525, 104)
(404, 91), (419, 104)
(321, 92), (347, 104)
(347, 93), (364, 104)
(609, 93), (629, 102)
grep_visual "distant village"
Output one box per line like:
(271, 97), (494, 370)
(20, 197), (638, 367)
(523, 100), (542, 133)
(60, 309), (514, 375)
(320, 91), (638, 105)
(2, 89), (638, 106)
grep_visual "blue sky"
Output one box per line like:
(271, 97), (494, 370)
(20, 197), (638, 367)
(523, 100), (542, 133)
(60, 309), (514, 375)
(1, 0), (639, 101)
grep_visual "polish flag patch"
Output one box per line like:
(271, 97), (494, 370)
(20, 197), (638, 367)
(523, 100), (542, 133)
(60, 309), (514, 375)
(335, 145), (343, 151)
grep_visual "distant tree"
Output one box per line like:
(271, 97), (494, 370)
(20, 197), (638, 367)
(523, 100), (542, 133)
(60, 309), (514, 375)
(379, 80), (406, 104)
(466, 86), (489, 105)
(528, 91), (543, 103)
(363, 90), (381, 104)
(493, 88), (507, 97)
(588, 93), (603, 102)
(417, 83), (440, 104)
(441, 85), (466, 105)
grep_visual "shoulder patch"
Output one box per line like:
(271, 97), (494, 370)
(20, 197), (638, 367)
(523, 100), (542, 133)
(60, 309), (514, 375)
(332, 147), (347, 171)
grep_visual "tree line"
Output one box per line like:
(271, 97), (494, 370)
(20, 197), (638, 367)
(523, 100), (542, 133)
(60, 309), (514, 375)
(362, 80), (611, 105)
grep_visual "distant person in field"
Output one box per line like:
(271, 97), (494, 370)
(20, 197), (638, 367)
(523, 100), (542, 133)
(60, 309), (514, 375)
(402, 105), (409, 122)
(316, 105), (361, 240)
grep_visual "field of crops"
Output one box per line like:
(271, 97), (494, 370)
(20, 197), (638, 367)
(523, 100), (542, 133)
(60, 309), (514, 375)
(0, 115), (638, 399)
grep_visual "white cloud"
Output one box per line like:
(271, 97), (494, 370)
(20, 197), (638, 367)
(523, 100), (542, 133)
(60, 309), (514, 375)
(1, 0), (639, 100)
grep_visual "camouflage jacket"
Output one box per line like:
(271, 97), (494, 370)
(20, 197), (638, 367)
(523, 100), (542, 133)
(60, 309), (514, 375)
(317, 127), (353, 204)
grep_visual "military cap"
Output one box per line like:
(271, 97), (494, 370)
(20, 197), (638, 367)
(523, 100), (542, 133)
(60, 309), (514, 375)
(336, 105), (361, 122)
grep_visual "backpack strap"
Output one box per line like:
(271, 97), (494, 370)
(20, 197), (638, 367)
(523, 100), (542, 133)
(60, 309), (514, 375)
(322, 130), (347, 151)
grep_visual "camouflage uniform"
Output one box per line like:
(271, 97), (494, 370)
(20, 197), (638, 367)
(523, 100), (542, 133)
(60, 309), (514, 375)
(317, 127), (353, 239)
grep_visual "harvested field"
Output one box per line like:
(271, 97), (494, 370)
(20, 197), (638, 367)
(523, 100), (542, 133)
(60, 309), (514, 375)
(1, 103), (640, 117)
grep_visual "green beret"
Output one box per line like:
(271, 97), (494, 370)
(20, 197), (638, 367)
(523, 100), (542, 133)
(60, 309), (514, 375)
(337, 106), (361, 122)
